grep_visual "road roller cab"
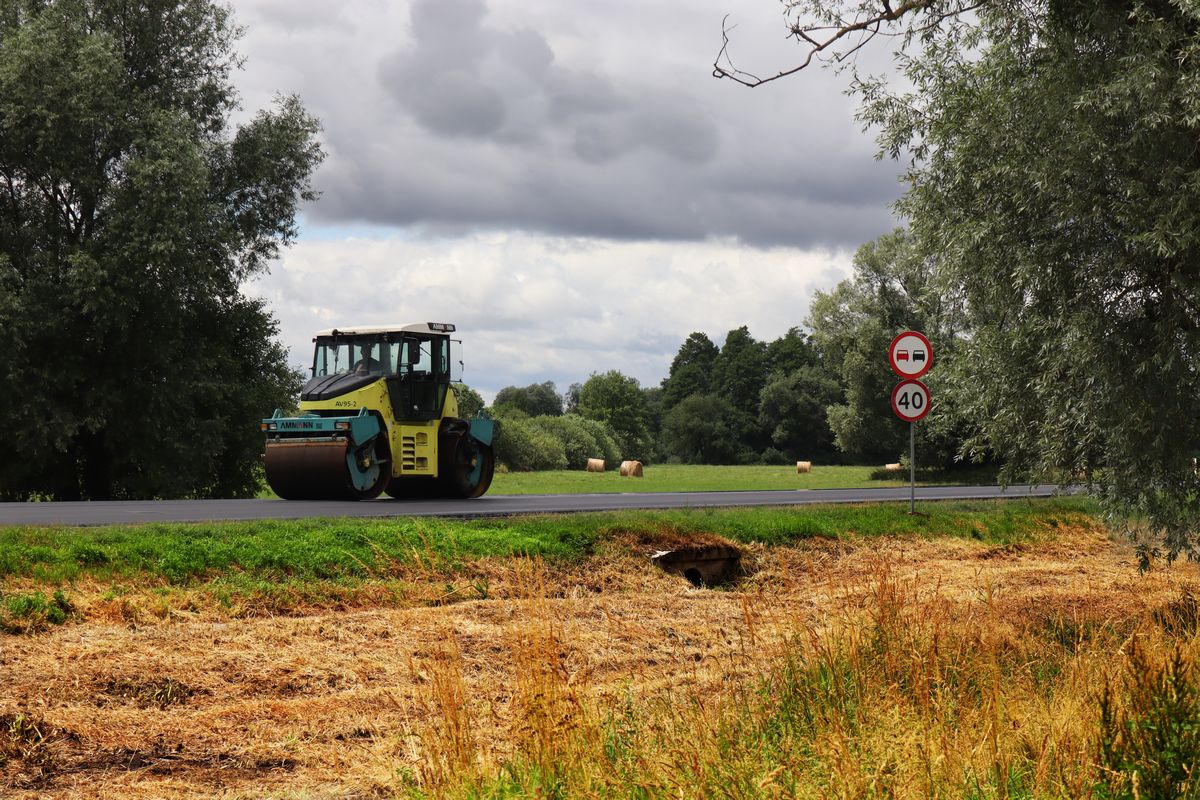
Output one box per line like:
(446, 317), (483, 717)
(262, 323), (495, 500)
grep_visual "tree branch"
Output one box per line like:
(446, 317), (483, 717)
(713, 1), (983, 87)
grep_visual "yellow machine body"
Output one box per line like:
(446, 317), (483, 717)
(263, 322), (494, 501)
(295, 381), (460, 479)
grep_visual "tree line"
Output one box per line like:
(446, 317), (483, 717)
(473, 229), (971, 473)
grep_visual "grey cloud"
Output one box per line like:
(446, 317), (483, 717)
(292, 0), (901, 248)
(242, 0), (354, 32)
(633, 95), (719, 163)
(495, 28), (555, 77)
(572, 123), (623, 164)
(407, 71), (506, 137)
(546, 70), (625, 119)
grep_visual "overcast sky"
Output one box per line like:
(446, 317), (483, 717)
(234, 0), (903, 399)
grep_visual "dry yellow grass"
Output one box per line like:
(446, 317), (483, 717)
(0, 519), (1196, 798)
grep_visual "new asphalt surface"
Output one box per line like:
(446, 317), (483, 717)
(0, 484), (1066, 527)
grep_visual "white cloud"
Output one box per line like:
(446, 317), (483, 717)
(247, 231), (852, 398)
(229, 0), (900, 399)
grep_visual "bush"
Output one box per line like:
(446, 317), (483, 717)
(533, 416), (597, 470)
(760, 447), (789, 466)
(533, 415), (624, 469)
(578, 418), (622, 465)
(493, 415), (568, 471)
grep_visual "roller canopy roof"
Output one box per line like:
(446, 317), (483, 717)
(312, 323), (456, 337)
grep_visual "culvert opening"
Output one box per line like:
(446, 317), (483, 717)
(651, 543), (743, 587)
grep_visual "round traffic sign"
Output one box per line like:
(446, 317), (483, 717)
(888, 331), (933, 378)
(891, 379), (931, 422)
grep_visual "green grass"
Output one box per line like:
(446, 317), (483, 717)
(489, 463), (1002, 494)
(0, 497), (1094, 590)
(0, 589), (74, 633)
(256, 463), (1003, 498)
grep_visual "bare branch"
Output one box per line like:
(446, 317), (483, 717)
(713, 1), (984, 87)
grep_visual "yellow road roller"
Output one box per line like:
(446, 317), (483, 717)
(262, 322), (495, 500)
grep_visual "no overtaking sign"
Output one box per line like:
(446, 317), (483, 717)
(888, 331), (933, 379)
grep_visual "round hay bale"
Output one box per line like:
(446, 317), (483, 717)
(619, 460), (644, 477)
(796, 461), (812, 474)
(884, 463), (902, 472)
(586, 458), (605, 473)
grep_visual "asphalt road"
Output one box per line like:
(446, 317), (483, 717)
(0, 484), (1067, 527)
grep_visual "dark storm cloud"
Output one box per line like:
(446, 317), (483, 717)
(297, 0), (901, 249)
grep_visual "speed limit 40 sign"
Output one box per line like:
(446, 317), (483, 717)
(891, 379), (931, 423)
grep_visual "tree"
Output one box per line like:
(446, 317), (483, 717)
(661, 394), (742, 464)
(708, 326), (769, 451)
(732, 1), (1200, 552)
(0, 0), (322, 499)
(492, 381), (563, 417)
(807, 229), (964, 462)
(711, 326), (769, 419)
(641, 385), (664, 462)
(577, 370), (650, 459)
(563, 382), (582, 415)
(758, 366), (841, 460)
(452, 384), (485, 418)
(886, 1), (1200, 552)
(661, 331), (719, 408)
(766, 327), (820, 377)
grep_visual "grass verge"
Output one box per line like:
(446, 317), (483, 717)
(0, 498), (1094, 629)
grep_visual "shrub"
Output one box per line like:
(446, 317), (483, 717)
(536, 415), (620, 469)
(493, 415), (568, 471)
(578, 418), (622, 465)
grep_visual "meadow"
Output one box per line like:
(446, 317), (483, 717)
(255, 463), (1003, 499)
(3, 496), (1198, 798)
(487, 463), (963, 494)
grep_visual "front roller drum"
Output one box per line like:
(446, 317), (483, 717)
(438, 432), (495, 499)
(265, 437), (390, 501)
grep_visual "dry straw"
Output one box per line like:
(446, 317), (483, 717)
(619, 460), (643, 477)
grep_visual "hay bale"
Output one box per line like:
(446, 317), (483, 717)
(619, 460), (644, 477)
(884, 463), (902, 472)
(586, 458), (605, 473)
(796, 461), (812, 474)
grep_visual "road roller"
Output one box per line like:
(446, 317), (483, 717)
(262, 322), (496, 500)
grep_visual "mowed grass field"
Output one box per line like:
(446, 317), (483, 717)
(3, 497), (1200, 798)
(256, 462), (1001, 498)
(489, 463), (922, 494)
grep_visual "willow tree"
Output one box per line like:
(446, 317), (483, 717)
(721, 0), (1200, 555)
(0, 0), (322, 499)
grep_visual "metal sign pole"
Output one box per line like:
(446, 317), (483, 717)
(889, 331), (932, 518)
(909, 422), (915, 514)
